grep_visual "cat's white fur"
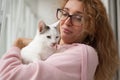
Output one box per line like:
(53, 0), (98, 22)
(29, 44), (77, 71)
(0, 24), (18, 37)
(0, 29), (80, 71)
(21, 21), (60, 64)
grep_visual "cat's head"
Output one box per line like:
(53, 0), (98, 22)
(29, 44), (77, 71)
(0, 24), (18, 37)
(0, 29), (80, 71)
(36, 21), (60, 49)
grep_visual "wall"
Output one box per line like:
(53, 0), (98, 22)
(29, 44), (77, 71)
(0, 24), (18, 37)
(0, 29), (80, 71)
(37, 0), (61, 24)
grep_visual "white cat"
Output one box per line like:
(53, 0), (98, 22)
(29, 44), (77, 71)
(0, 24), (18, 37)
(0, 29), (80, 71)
(21, 21), (60, 64)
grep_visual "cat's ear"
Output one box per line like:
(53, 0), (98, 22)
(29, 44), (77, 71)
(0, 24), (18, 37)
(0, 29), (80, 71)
(38, 21), (50, 34)
(38, 21), (46, 32)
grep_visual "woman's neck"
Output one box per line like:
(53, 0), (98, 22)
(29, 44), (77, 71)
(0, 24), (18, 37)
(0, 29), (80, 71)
(59, 39), (72, 45)
(59, 39), (65, 45)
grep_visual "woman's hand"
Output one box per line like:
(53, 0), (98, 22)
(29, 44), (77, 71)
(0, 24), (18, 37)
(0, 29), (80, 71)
(13, 38), (32, 49)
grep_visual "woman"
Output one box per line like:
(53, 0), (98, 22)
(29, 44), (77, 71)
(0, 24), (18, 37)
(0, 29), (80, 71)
(0, 0), (119, 80)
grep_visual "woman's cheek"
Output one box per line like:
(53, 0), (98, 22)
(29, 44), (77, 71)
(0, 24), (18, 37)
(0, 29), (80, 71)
(60, 20), (65, 26)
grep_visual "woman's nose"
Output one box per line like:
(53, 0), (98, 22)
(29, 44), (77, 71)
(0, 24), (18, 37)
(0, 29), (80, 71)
(64, 17), (73, 26)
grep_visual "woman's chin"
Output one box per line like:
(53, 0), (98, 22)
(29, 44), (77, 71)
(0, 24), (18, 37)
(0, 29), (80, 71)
(61, 34), (71, 39)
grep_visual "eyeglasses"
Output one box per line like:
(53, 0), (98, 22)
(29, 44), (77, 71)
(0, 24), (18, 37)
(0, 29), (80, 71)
(56, 8), (83, 26)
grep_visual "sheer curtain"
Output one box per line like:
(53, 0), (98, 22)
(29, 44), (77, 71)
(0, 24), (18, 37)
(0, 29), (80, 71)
(117, 0), (120, 79)
(0, 0), (38, 57)
(0, 0), (2, 33)
(0, 0), (7, 57)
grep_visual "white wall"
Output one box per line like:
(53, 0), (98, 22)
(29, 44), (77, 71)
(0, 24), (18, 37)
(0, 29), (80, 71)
(37, 0), (61, 25)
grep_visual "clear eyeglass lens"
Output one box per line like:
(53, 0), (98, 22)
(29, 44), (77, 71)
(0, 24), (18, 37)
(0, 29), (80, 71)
(72, 16), (82, 25)
(58, 10), (68, 20)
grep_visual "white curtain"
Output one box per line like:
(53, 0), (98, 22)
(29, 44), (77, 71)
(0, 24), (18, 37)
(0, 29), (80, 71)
(0, 0), (7, 57)
(117, 0), (120, 79)
(0, 0), (2, 31)
(0, 0), (38, 57)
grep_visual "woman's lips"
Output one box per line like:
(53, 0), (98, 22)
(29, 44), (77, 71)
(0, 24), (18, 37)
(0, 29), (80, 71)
(62, 28), (72, 34)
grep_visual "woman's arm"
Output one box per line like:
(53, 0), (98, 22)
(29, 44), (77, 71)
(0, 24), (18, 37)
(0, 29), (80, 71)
(0, 47), (75, 80)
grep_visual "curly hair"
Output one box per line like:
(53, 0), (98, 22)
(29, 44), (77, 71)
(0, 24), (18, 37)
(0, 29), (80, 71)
(60, 0), (119, 80)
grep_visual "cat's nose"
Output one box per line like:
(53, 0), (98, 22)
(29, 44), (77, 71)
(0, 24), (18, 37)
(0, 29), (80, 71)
(52, 43), (57, 47)
(51, 43), (58, 49)
(50, 42), (58, 48)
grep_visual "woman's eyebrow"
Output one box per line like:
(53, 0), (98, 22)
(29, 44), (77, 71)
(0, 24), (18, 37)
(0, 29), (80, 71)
(63, 7), (83, 14)
(76, 11), (83, 14)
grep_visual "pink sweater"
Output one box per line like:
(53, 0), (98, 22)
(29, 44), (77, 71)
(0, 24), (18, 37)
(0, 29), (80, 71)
(0, 43), (98, 80)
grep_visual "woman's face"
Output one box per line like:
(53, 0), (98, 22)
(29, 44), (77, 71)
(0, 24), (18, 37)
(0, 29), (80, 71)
(59, 0), (85, 45)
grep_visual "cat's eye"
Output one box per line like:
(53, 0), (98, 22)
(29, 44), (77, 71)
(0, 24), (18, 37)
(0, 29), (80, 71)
(56, 36), (59, 39)
(47, 36), (51, 39)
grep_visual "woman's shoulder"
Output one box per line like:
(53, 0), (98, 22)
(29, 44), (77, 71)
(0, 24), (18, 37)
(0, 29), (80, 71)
(67, 43), (98, 61)
(69, 43), (97, 53)
(72, 43), (98, 57)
